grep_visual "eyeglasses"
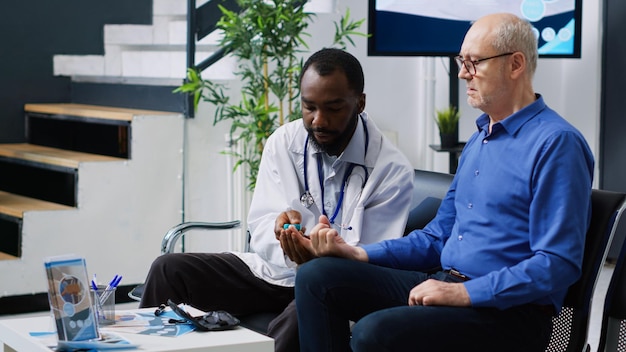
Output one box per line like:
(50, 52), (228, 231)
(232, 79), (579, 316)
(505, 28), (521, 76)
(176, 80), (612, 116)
(454, 52), (515, 76)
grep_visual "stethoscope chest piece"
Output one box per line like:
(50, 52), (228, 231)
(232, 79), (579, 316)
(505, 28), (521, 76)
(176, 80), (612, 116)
(300, 190), (314, 208)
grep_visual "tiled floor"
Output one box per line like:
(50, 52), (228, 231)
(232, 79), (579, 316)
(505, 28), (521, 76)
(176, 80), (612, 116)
(0, 264), (616, 351)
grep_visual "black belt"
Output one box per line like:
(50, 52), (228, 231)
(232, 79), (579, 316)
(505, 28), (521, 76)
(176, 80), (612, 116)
(443, 268), (470, 281)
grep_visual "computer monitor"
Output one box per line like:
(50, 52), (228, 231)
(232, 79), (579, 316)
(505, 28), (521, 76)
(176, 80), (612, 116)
(368, 0), (582, 58)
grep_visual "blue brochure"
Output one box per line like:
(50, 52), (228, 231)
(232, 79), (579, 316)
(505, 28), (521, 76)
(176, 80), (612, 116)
(44, 254), (99, 342)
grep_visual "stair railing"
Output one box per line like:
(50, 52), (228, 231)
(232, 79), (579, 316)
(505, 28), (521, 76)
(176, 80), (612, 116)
(185, 0), (240, 117)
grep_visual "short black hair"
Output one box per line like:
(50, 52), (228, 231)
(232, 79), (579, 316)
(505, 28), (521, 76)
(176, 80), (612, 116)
(300, 48), (364, 94)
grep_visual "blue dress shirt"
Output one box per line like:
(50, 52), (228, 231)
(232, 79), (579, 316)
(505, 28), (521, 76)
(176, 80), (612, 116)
(364, 95), (594, 311)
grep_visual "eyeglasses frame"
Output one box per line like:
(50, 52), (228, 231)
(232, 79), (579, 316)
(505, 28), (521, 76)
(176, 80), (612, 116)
(455, 52), (515, 76)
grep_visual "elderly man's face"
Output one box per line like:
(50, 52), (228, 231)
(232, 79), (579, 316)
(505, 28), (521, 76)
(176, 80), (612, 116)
(457, 17), (513, 116)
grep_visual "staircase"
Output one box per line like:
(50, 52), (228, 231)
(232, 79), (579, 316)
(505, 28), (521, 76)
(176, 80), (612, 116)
(50, 0), (335, 85)
(53, 0), (236, 85)
(0, 0), (233, 304)
(0, 0), (205, 301)
(0, 103), (184, 298)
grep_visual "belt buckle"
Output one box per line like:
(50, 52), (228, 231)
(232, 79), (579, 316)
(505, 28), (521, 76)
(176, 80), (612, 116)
(449, 268), (468, 281)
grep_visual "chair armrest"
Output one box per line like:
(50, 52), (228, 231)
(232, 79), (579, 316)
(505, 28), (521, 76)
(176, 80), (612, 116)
(161, 220), (241, 254)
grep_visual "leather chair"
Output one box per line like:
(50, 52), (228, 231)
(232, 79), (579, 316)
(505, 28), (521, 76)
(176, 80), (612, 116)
(596, 193), (626, 352)
(129, 169), (455, 333)
(545, 189), (626, 352)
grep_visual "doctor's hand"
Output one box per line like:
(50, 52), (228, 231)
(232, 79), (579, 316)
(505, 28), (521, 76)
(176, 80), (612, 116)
(408, 279), (471, 307)
(309, 215), (369, 262)
(274, 210), (306, 240)
(278, 228), (316, 264)
(275, 210), (315, 264)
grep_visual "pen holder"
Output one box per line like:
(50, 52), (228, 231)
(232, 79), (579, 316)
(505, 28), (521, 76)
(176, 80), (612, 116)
(91, 285), (116, 326)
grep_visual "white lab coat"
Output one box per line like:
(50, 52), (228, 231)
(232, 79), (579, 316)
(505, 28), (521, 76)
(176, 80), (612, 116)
(233, 112), (414, 287)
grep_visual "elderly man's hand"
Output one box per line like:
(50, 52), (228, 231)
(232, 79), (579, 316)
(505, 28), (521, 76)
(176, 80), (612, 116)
(408, 279), (471, 307)
(309, 215), (368, 262)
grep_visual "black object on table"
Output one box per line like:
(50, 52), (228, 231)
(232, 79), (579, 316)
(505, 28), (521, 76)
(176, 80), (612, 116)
(429, 143), (466, 174)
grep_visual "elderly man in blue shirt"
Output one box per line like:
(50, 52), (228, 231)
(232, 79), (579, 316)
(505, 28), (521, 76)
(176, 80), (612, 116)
(293, 13), (594, 352)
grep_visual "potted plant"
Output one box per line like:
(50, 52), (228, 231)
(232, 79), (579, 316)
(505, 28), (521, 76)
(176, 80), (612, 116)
(176, 0), (368, 190)
(435, 105), (461, 149)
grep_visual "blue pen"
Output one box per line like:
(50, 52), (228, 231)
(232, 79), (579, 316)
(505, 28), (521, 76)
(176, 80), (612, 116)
(105, 275), (119, 290)
(99, 275), (122, 305)
(91, 274), (104, 320)
(91, 274), (98, 291)
(112, 275), (122, 288)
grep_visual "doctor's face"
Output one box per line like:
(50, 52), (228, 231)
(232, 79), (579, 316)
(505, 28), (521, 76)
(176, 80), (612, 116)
(301, 67), (365, 156)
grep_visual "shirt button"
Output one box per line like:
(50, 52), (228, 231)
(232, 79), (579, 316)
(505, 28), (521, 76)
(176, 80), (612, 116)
(474, 170), (479, 176)
(468, 203), (473, 209)
(326, 202), (332, 208)
(483, 139), (488, 144)
(458, 235), (463, 240)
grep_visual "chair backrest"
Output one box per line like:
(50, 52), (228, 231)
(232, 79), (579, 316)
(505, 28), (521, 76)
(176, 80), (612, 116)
(403, 169), (454, 235)
(597, 195), (626, 352)
(546, 189), (626, 352)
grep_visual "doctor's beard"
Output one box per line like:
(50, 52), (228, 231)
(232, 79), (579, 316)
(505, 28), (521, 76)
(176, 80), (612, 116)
(306, 113), (359, 156)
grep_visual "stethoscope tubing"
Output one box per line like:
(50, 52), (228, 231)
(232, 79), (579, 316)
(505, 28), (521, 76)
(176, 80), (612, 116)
(301, 115), (369, 226)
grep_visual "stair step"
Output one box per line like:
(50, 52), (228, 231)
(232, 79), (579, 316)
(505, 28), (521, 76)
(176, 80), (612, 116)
(104, 22), (221, 46)
(0, 190), (74, 258)
(154, 0), (188, 16)
(119, 50), (235, 80)
(23, 103), (179, 160)
(0, 190), (73, 219)
(24, 103), (174, 122)
(54, 48), (235, 81)
(0, 143), (114, 207)
(0, 143), (124, 169)
(0, 252), (18, 260)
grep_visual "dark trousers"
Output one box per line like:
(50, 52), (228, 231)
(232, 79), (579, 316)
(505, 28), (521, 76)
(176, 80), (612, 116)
(295, 257), (553, 352)
(139, 253), (298, 351)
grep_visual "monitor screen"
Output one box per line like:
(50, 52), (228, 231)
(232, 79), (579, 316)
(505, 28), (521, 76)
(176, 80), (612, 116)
(368, 0), (582, 58)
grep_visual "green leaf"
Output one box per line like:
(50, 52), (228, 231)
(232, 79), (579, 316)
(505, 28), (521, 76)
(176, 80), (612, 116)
(434, 105), (461, 133)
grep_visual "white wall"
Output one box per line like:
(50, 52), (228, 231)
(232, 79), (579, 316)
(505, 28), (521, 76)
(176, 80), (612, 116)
(182, 0), (604, 252)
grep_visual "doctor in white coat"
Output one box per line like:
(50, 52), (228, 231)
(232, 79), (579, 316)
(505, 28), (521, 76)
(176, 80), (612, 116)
(139, 48), (414, 352)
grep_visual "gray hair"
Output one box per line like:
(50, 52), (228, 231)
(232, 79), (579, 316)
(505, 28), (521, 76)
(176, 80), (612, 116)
(491, 16), (538, 77)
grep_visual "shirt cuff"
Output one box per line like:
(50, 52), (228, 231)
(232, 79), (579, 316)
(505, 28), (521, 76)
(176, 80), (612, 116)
(463, 277), (496, 308)
(362, 243), (388, 265)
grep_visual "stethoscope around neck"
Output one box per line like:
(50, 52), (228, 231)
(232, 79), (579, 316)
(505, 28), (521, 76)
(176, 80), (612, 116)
(300, 115), (369, 230)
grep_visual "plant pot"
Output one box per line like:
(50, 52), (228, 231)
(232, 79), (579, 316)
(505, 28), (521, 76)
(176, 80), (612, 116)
(439, 132), (458, 149)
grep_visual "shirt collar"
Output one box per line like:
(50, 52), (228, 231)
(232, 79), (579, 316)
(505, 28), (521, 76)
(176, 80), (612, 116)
(475, 94), (546, 136)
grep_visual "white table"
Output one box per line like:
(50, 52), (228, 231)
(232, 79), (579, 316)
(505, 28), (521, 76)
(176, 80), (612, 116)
(0, 312), (273, 352)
